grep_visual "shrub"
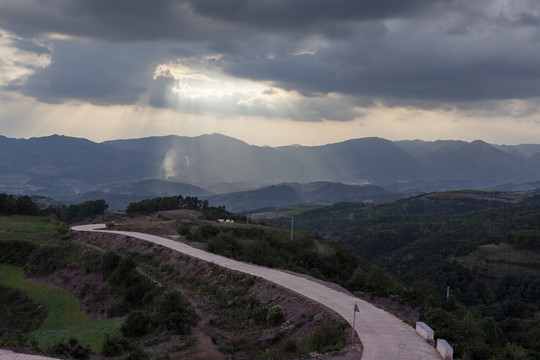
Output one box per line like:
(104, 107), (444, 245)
(108, 257), (137, 287)
(0, 285), (46, 344)
(101, 251), (121, 279)
(101, 334), (132, 357)
(280, 320), (295, 335)
(48, 337), (91, 360)
(107, 301), (130, 317)
(267, 305), (285, 326)
(0, 240), (35, 267)
(302, 321), (346, 354)
(55, 222), (70, 235)
(347, 264), (395, 296)
(190, 224), (220, 242)
(252, 305), (267, 324)
(282, 338), (298, 353)
(124, 283), (155, 308)
(177, 222), (191, 236)
(121, 311), (154, 338)
(123, 347), (149, 360)
(153, 290), (197, 335)
(206, 232), (241, 258)
(25, 244), (66, 276)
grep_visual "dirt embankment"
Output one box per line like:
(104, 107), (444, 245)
(36, 228), (362, 359)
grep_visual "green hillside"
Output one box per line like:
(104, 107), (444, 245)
(270, 190), (540, 359)
(0, 201), (359, 359)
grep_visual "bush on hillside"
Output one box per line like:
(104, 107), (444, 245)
(48, 337), (91, 360)
(300, 320), (346, 354)
(121, 311), (154, 338)
(153, 289), (197, 334)
(266, 305), (285, 326)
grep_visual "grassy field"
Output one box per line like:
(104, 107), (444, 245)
(0, 263), (124, 352)
(0, 216), (57, 242)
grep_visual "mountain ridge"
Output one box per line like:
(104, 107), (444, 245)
(2, 133), (540, 206)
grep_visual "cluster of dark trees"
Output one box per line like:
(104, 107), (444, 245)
(0, 193), (40, 216)
(0, 193), (108, 223)
(48, 199), (109, 223)
(126, 195), (211, 215)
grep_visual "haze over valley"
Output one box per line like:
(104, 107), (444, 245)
(2, 133), (540, 210)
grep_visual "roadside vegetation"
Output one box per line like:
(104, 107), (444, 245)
(188, 222), (362, 287)
(0, 213), (169, 358)
(1, 192), (108, 224)
(1, 195), (357, 359)
(83, 229), (352, 359)
(270, 190), (540, 359)
(126, 195), (232, 221)
(12, 190), (538, 359)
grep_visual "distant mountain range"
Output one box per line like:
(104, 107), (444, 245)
(205, 182), (396, 213)
(1, 133), (540, 209)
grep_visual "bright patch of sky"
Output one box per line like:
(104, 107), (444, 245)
(1, 0), (540, 146)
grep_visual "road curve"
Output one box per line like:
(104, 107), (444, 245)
(73, 224), (441, 360)
(0, 350), (60, 360)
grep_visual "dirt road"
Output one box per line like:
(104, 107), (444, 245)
(73, 224), (442, 360)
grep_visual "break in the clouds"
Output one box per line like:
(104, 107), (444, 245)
(1, 0), (540, 125)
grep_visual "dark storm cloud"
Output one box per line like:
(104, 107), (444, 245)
(0, 0), (455, 41)
(8, 40), (161, 105)
(1, 0), (540, 115)
(216, 5), (540, 104)
(188, 0), (454, 32)
(0, 0), (244, 42)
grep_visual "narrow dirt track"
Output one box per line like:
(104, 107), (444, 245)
(73, 224), (442, 360)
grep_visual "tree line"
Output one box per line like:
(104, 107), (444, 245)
(0, 193), (108, 223)
(126, 195), (212, 215)
(48, 199), (108, 223)
(0, 193), (40, 216)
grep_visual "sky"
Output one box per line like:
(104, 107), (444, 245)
(1, 0), (540, 146)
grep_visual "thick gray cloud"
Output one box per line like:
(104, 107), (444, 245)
(7, 40), (163, 105)
(188, 0), (456, 33)
(214, 3), (540, 104)
(0, 0), (458, 41)
(0, 0), (241, 42)
(0, 0), (539, 118)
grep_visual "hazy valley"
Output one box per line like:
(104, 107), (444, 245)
(1, 134), (540, 359)
(2, 133), (540, 211)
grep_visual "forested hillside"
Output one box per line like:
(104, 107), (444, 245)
(269, 191), (540, 359)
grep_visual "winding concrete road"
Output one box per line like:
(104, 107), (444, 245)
(73, 224), (442, 360)
(0, 350), (60, 360)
